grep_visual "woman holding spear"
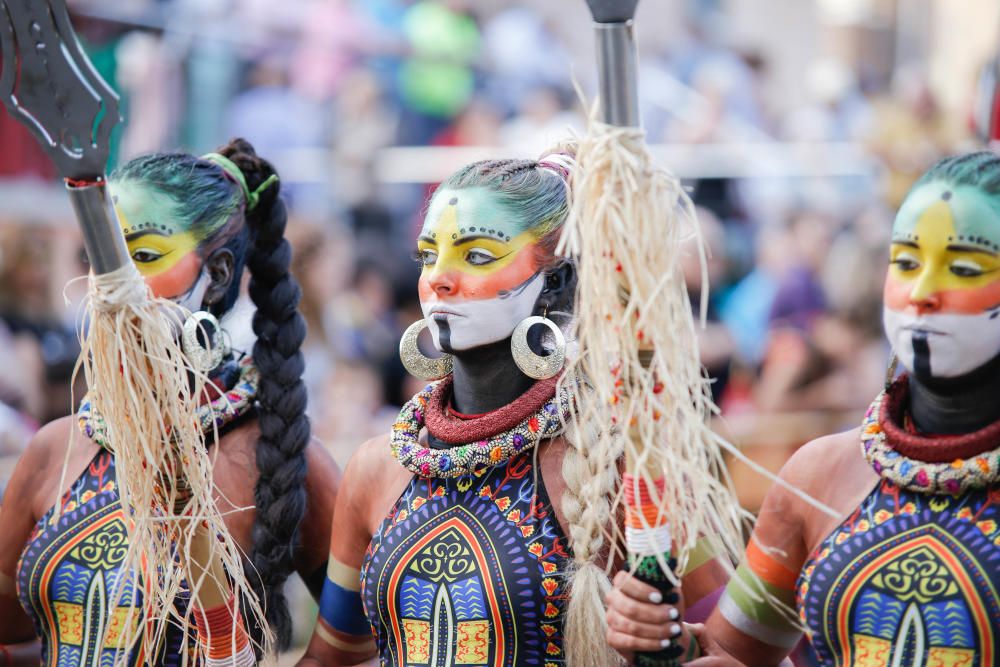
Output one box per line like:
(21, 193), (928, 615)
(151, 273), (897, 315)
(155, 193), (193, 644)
(294, 144), (731, 667)
(0, 2), (339, 663)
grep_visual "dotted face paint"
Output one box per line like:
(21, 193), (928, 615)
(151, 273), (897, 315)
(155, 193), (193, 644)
(415, 187), (546, 352)
(883, 183), (1000, 379)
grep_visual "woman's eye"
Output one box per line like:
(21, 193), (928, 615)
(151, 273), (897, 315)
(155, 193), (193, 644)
(414, 249), (438, 266)
(131, 249), (163, 263)
(950, 260), (984, 278)
(466, 249), (497, 266)
(891, 254), (920, 272)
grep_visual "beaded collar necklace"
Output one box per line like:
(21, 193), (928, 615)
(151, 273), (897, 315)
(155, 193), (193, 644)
(391, 375), (571, 478)
(79, 357), (259, 451)
(860, 375), (1000, 494)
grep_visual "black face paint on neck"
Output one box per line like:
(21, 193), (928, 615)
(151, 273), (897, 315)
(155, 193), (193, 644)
(444, 261), (576, 420)
(912, 332), (932, 381)
(908, 350), (1000, 434)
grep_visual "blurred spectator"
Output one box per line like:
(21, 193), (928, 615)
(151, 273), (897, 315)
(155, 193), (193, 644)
(482, 6), (572, 116)
(226, 56), (329, 210)
(396, 0), (481, 145)
(500, 86), (581, 152)
(682, 208), (736, 404)
(866, 66), (962, 209)
(290, 0), (386, 102)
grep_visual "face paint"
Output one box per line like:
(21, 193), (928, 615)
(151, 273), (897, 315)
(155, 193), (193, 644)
(416, 187), (546, 352)
(111, 181), (213, 303)
(883, 182), (1000, 379)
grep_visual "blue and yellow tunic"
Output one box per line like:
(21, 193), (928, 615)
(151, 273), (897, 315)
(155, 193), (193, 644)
(16, 450), (193, 667)
(797, 478), (1000, 665)
(360, 450), (570, 667)
(797, 381), (1000, 666)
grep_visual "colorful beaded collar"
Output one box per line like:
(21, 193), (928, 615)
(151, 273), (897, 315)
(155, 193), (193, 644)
(861, 375), (1000, 494)
(391, 375), (571, 478)
(79, 358), (259, 451)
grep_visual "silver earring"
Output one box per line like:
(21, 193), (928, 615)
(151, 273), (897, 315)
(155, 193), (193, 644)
(511, 315), (566, 380)
(399, 319), (453, 380)
(182, 311), (225, 373)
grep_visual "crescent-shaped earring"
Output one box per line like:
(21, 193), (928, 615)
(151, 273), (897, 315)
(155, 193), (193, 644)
(182, 310), (226, 373)
(399, 319), (453, 380)
(511, 315), (566, 380)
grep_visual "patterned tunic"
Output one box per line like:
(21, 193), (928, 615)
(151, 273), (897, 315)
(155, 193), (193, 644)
(797, 478), (1000, 666)
(361, 450), (570, 667)
(17, 450), (193, 667)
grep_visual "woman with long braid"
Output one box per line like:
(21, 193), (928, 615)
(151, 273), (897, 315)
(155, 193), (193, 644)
(0, 138), (340, 666)
(296, 149), (729, 667)
(608, 152), (1000, 665)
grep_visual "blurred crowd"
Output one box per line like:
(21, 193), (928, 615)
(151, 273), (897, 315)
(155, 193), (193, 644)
(0, 0), (990, 512)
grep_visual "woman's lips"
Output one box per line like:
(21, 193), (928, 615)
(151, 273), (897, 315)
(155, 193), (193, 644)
(429, 307), (464, 318)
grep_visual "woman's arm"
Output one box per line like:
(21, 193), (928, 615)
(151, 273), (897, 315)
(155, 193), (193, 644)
(0, 421), (68, 648)
(297, 438), (388, 667)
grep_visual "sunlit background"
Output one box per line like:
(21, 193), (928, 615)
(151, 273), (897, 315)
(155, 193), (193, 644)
(2, 0), (1000, 656)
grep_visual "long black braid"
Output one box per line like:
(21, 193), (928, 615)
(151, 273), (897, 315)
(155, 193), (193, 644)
(220, 138), (310, 650)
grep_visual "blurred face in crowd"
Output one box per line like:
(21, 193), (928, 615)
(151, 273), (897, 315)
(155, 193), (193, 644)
(884, 182), (1000, 380)
(111, 181), (215, 311)
(415, 187), (545, 352)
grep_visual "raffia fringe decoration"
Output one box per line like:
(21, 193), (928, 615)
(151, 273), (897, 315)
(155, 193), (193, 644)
(67, 262), (271, 665)
(558, 120), (750, 579)
(558, 119), (827, 635)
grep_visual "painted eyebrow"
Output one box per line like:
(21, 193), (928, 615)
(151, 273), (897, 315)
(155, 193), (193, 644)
(124, 229), (170, 243)
(890, 239), (919, 249)
(946, 243), (997, 257)
(454, 234), (506, 247)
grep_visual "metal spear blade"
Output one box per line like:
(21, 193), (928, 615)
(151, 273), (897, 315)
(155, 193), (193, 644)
(0, 0), (121, 181)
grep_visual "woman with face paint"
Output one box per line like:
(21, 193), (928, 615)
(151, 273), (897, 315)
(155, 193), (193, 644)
(617, 152), (1000, 665)
(296, 151), (730, 667)
(0, 139), (340, 666)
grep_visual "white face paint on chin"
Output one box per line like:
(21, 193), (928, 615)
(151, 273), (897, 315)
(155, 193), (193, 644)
(883, 306), (1000, 379)
(421, 272), (545, 352)
(174, 269), (212, 314)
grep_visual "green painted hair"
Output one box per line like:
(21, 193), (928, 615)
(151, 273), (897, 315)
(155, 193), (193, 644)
(110, 150), (250, 315)
(897, 151), (1000, 247)
(437, 155), (572, 264)
(915, 151), (1000, 196)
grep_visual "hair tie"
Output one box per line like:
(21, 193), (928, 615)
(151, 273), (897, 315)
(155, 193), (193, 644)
(538, 153), (574, 183)
(201, 152), (279, 211)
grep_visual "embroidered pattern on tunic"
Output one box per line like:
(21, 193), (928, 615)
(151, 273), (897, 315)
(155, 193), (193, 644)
(797, 479), (1000, 666)
(361, 451), (569, 666)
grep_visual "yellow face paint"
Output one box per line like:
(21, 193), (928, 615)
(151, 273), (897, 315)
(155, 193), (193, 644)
(415, 187), (548, 351)
(886, 200), (1000, 314)
(884, 184), (1000, 379)
(111, 181), (210, 300)
(417, 203), (540, 289)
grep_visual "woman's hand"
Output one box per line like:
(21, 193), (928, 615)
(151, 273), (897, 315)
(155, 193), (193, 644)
(605, 570), (685, 662)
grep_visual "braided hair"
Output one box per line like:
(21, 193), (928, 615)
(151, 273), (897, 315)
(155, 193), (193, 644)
(111, 138), (310, 649)
(433, 147), (621, 665)
(218, 139), (309, 649)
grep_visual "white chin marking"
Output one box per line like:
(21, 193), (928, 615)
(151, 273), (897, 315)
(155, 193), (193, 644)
(422, 274), (545, 351)
(883, 306), (1000, 378)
